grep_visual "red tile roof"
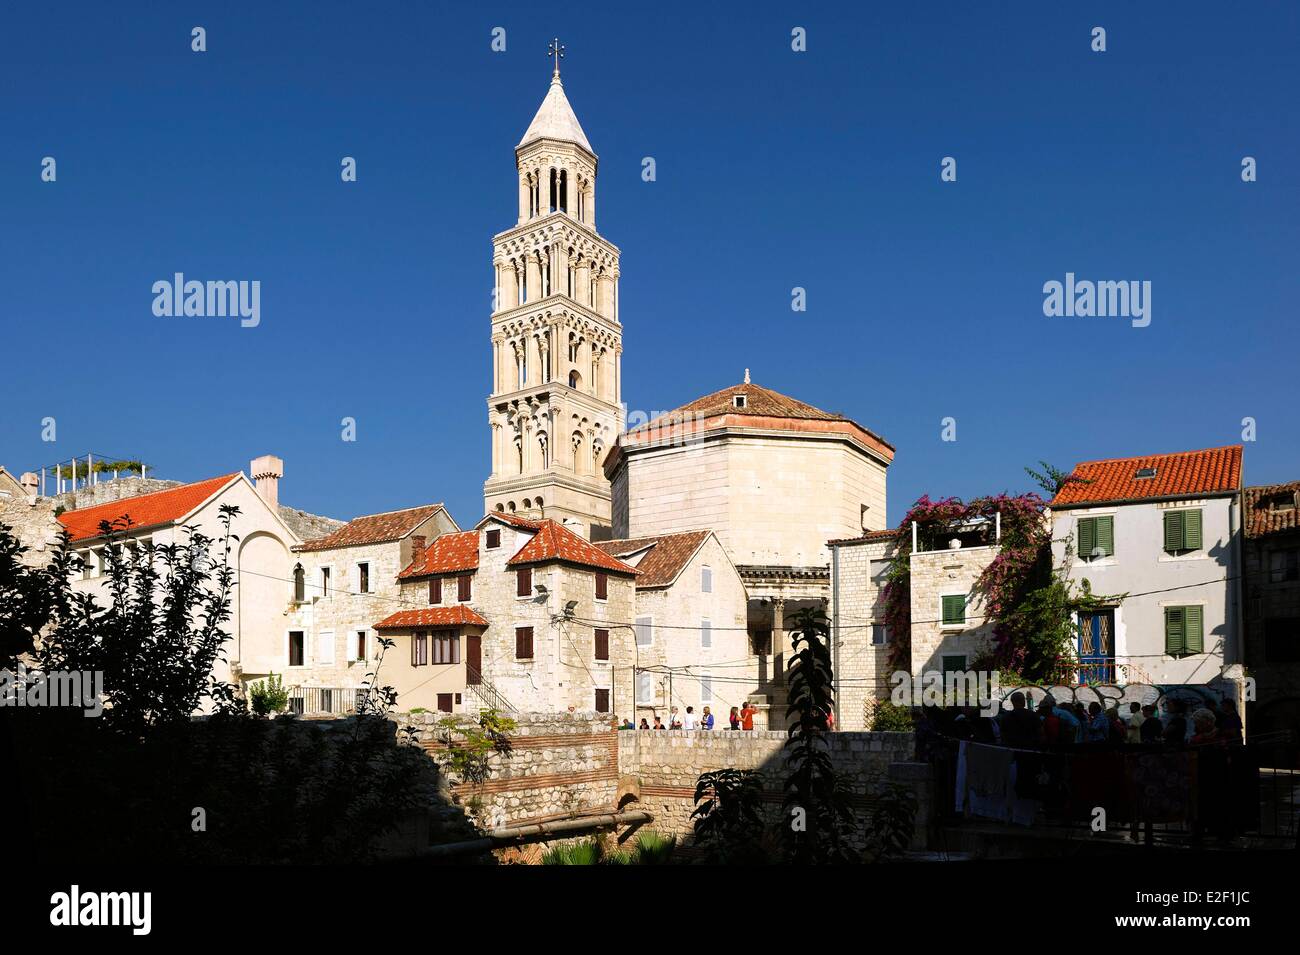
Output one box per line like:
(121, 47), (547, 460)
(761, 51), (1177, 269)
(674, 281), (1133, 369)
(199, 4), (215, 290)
(1244, 482), (1300, 539)
(481, 512), (543, 530)
(828, 528), (900, 547)
(399, 530), (480, 578)
(58, 473), (239, 543)
(594, 530), (711, 588)
(506, 519), (638, 575)
(297, 504), (445, 552)
(1050, 446), (1243, 509)
(374, 606), (489, 630)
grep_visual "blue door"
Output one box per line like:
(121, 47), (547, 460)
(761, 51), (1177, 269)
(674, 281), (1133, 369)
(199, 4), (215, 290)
(1077, 610), (1116, 684)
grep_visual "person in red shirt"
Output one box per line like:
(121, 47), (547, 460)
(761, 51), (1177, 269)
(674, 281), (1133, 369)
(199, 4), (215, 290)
(740, 701), (756, 731)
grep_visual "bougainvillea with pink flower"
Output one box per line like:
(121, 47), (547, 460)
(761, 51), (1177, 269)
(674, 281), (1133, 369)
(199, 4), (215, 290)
(882, 491), (1081, 681)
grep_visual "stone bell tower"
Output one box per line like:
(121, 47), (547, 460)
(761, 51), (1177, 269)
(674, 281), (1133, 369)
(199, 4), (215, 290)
(483, 42), (623, 539)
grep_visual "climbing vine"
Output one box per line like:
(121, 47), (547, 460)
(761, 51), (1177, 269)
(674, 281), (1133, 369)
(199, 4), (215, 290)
(882, 491), (1109, 682)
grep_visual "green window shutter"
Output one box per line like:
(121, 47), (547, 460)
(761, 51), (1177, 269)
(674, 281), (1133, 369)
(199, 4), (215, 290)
(1096, 516), (1114, 557)
(1077, 517), (1096, 559)
(1165, 606), (1185, 656)
(942, 595), (965, 625)
(1184, 605), (1204, 653)
(1163, 512), (1184, 553)
(1183, 509), (1202, 551)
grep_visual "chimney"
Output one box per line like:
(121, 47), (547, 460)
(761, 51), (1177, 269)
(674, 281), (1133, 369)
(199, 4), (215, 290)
(250, 454), (284, 509)
(410, 535), (427, 568)
(19, 472), (39, 500)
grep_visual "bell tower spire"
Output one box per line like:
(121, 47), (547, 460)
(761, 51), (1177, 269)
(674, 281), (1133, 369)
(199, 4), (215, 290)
(484, 50), (623, 540)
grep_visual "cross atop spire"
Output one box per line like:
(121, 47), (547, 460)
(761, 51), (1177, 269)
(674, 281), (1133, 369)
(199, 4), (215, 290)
(548, 37), (565, 77)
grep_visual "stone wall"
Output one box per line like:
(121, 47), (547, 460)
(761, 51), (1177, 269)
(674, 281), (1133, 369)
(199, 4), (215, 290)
(908, 545), (998, 677)
(617, 728), (926, 849)
(0, 495), (61, 568)
(831, 537), (897, 730)
(401, 710), (621, 833)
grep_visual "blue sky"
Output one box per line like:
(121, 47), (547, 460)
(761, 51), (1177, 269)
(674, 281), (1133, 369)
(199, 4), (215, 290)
(2, 1), (1296, 528)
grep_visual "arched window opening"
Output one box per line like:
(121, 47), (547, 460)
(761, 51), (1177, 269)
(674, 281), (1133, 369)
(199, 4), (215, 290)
(569, 370), (581, 390)
(559, 169), (568, 212)
(549, 168), (558, 213)
(293, 563), (305, 603)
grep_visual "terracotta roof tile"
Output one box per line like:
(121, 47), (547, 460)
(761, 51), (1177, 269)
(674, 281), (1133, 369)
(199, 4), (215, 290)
(399, 530), (480, 578)
(373, 606), (488, 630)
(506, 519), (638, 575)
(1244, 482), (1300, 539)
(594, 530), (711, 588)
(297, 504), (445, 552)
(58, 473), (239, 543)
(1050, 446), (1242, 509)
(484, 512), (543, 530)
(828, 528), (900, 546)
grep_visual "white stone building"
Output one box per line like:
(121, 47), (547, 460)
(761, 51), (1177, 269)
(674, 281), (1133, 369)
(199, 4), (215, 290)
(594, 530), (756, 725)
(1049, 445), (1244, 687)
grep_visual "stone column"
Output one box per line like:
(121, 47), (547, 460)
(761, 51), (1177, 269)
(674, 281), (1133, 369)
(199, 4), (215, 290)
(491, 336), (503, 394)
(587, 184), (596, 229)
(772, 598), (787, 685)
(575, 259), (591, 307)
(525, 253), (541, 305)
(519, 174), (530, 224)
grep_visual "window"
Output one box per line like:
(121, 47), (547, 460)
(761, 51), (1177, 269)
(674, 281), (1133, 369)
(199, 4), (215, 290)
(701, 565), (713, 593)
(594, 628), (610, 661)
(732, 394), (746, 409)
(1077, 515), (1114, 561)
(486, 528), (501, 549)
(1163, 509), (1203, 555)
(288, 631), (305, 667)
(458, 574), (473, 601)
(432, 631), (460, 664)
(595, 688), (610, 713)
(293, 564), (306, 602)
(595, 572), (608, 600)
(320, 566), (330, 596)
(871, 624), (890, 646)
(701, 619), (712, 649)
(317, 630), (334, 665)
(1265, 618), (1300, 663)
(700, 675), (713, 706)
(941, 595), (966, 627)
(1135, 467), (1158, 479)
(354, 631), (367, 662)
(437, 693), (454, 713)
(515, 626), (534, 659)
(941, 655), (966, 674)
(635, 616), (653, 647)
(429, 577), (442, 604)
(637, 671), (654, 703)
(1269, 548), (1299, 583)
(1164, 605), (1204, 656)
(517, 567), (532, 597)
(357, 562), (371, 593)
(411, 631), (429, 667)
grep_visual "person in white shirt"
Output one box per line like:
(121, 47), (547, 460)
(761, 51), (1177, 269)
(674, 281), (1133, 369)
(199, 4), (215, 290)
(681, 706), (698, 730)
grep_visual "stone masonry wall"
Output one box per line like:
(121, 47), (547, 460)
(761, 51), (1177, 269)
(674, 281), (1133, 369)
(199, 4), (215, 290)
(617, 728), (926, 849)
(832, 537), (897, 730)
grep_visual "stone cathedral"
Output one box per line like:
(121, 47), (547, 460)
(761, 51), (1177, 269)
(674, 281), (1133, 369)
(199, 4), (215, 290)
(483, 60), (623, 539)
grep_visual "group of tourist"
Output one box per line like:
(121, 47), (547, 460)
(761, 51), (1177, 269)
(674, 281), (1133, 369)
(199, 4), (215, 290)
(618, 702), (759, 732)
(954, 691), (1244, 749)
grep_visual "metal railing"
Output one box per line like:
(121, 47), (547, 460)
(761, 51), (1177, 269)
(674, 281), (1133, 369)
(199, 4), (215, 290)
(465, 666), (515, 713)
(288, 686), (365, 716)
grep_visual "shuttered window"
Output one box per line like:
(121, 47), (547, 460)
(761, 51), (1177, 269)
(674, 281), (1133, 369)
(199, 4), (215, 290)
(432, 631), (460, 664)
(1165, 605), (1204, 656)
(1077, 515), (1114, 559)
(594, 688), (610, 713)
(595, 572), (608, 600)
(701, 566), (713, 593)
(1163, 509), (1203, 554)
(635, 616), (653, 647)
(411, 631), (428, 667)
(458, 574), (472, 601)
(515, 626), (534, 659)
(485, 529), (501, 549)
(941, 595), (966, 626)
(701, 619), (712, 648)
(429, 577), (442, 604)
(517, 567), (532, 597)
(594, 628), (609, 661)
